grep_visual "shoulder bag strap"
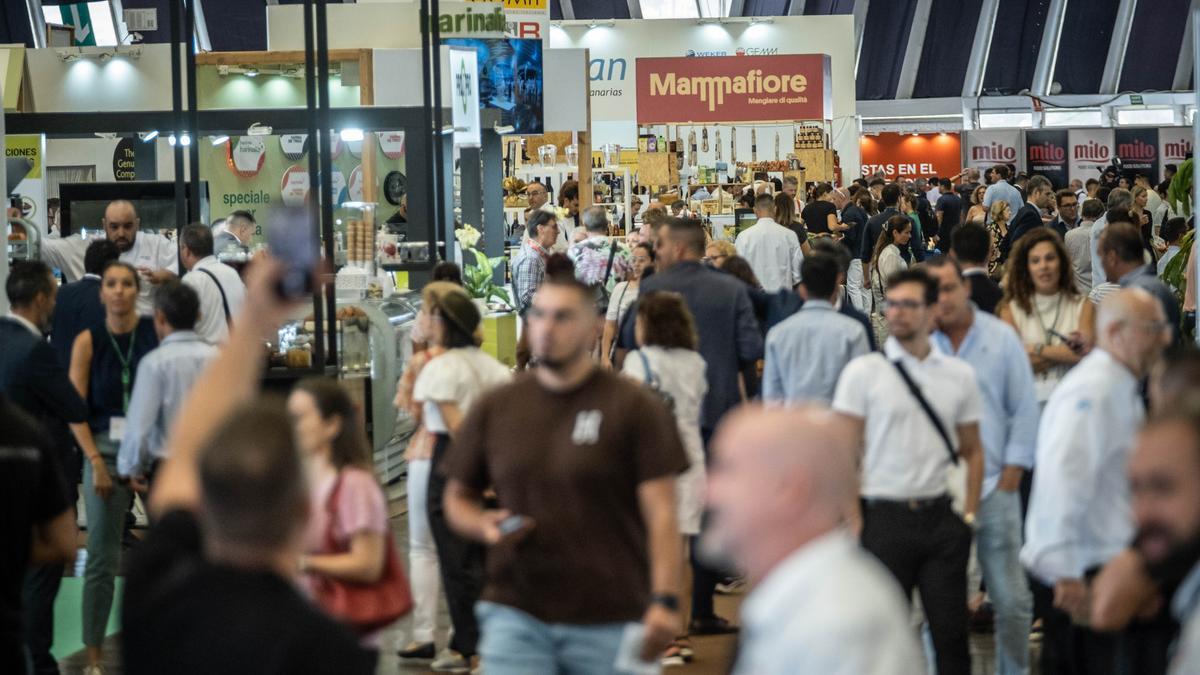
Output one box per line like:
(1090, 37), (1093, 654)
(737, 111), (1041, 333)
(889, 359), (958, 465)
(637, 349), (658, 389)
(195, 268), (232, 326)
(602, 241), (619, 286)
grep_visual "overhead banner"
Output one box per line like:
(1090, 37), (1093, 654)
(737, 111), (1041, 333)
(1114, 128), (1159, 184)
(465, 0), (548, 42)
(437, 1), (506, 38)
(1158, 127), (1193, 178)
(635, 54), (832, 124)
(445, 37), (543, 135)
(964, 130), (1022, 174)
(112, 136), (156, 182)
(1026, 129), (1069, 189)
(1067, 128), (1113, 186)
(859, 133), (962, 180)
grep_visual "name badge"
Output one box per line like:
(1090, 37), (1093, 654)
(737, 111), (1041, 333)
(109, 416), (126, 442)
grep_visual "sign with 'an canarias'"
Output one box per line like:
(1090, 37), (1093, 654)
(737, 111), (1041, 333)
(635, 54), (831, 124)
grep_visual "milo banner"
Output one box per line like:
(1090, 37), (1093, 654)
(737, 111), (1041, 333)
(1067, 128), (1113, 186)
(1114, 128), (1159, 183)
(1025, 129), (1069, 190)
(1157, 127), (1192, 183)
(963, 130), (1022, 175)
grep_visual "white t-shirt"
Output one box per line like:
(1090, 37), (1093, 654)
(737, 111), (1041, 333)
(605, 281), (639, 325)
(833, 338), (983, 500)
(413, 347), (511, 433)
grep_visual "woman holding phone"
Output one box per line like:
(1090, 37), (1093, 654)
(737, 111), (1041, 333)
(999, 229), (1094, 407)
(68, 260), (159, 674)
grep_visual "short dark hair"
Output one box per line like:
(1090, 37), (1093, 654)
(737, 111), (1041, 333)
(102, 260), (141, 291)
(670, 200), (687, 212)
(526, 209), (557, 239)
(6, 260), (53, 308)
(1106, 206), (1133, 226)
(800, 253), (840, 299)
(431, 261), (463, 285)
(1086, 178), (1099, 188)
(939, 179), (953, 191)
(199, 400), (307, 551)
(1162, 217), (1189, 245)
(634, 241), (656, 262)
(84, 239), (121, 276)
(886, 268), (938, 305)
(993, 164), (1010, 180)
(951, 223), (991, 265)
(1056, 189), (1078, 206)
(539, 255), (595, 308)
(1027, 175), (1052, 195)
(811, 183), (834, 199)
(636, 291), (697, 350)
(153, 280), (200, 330)
(924, 254), (964, 279)
(1081, 198), (1105, 220)
(881, 183), (902, 207)
(294, 378), (372, 469)
(809, 237), (851, 274)
(868, 177), (886, 188)
(227, 210), (256, 229)
(662, 217), (707, 256)
(558, 180), (579, 205)
(1099, 221), (1146, 263)
(754, 193), (776, 212)
(181, 222), (214, 258)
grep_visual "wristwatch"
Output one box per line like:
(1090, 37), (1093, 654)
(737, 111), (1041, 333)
(649, 593), (680, 612)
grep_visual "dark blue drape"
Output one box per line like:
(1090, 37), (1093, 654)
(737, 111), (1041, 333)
(1120, 0), (1191, 92)
(982, 0), (1050, 94)
(913, 0), (982, 98)
(857, 0), (918, 100)
(1053, 0), (1119, 94)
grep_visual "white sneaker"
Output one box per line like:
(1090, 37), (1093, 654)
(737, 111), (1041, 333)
(431, 649), (470, 673)
(83, 666), (105, 675)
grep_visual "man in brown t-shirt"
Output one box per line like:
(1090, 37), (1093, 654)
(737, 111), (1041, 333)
(443, 274), (688, 672)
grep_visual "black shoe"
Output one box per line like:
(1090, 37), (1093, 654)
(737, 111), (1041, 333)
(398, 642), (436, 660)
(689, 616), (739, 635)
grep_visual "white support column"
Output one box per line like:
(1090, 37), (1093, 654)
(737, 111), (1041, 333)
(728, 0), (746, 17)
(628, 0), (643, 19)
(895, 0), (933, 99)
(561, 0), (576, 20)
(1174, 2), (1197, 92)
(25, 0), (47, 48)
(1100, 0), (1138, 94)
(962, 0), (1000, 97)
(853, 0), (870, 77)
(1031, 0), (1068, 96)
(789, 0), (807, 15)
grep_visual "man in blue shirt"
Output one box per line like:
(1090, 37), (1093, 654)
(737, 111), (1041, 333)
(982, 164), (1024, 228)
(928, 256), (1039, 675)
(117, 281), (217, 490)
(763, 253), (870, 405)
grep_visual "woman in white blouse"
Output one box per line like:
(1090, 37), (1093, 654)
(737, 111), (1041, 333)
(622, 290), (708, 666)
(1000, 228), (1093, 406)
(602, 241), (654, 369)
(867, 215), (912, 344)
(412, 289), (510, 672)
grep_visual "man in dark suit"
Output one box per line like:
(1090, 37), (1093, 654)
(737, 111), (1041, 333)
(0, 260), (88, 675)
(952, 223), (1004, 315)
(627, 217), (762, 635)
(1001, 174), (1055, 261)
(50, 239), (119, 369)
(1049, 189), (1080, 240)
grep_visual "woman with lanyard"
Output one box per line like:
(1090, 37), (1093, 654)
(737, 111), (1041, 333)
(67, 260), (158, 674)
(999, 228), (1094, 409)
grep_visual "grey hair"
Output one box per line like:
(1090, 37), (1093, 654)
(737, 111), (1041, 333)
(1107, 188), (1134, 210)
(581, 205), (610, 234)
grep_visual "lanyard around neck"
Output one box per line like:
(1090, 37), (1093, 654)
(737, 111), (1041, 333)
(105, 326), (137, 412)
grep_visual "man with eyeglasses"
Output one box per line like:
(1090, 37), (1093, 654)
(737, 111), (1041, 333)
(524, 181), (549, 218)
(1050, 190), (1081, 240)
(833, 268), (985, 675)
(1021, 288), (1172, 675)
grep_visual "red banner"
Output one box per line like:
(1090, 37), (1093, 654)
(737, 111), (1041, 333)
(635, 54), (831, 124)
(859, 133), (962, 180)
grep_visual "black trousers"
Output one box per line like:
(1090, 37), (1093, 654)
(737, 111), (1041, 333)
(1032, 578), (1176, 675)
(861, 497), (972, 675)
(20, 566), (61, 675)
(427, 433), (485, 657)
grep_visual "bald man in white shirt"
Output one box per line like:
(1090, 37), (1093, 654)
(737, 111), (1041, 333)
(41, 200), (177, 316)
(707, 405), (922, 675)
(1021, 288), (1172, 675)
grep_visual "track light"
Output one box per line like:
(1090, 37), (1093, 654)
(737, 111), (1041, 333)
(211, 135), (230, 146)
(339, 128), (365, 142)
(140, 130), (159, 142)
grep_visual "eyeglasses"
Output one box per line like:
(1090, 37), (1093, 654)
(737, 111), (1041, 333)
(882, 299), (927, 312)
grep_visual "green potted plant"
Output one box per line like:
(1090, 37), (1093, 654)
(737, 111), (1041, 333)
(455, 225), (512, 312)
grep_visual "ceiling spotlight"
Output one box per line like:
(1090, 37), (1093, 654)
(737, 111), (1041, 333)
(140, 130), (159, 142)
(244, 68), (259, 77)
(179, 133), (191, 147)
(211, 135), (230, 146)
(938, 132), (948, 137)
(339, 128), (365, 142)
(247, 123), (273, 136)
(168, 134), (176, 146)
(911, 132), (920, 136)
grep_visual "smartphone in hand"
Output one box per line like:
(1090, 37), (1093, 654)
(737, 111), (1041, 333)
(265, 207), (319, 300)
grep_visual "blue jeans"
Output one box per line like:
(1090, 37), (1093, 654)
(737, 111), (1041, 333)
(977, 488), (1033, 675)
(476, 601), (651, 675)
(82, 447), (133, 647)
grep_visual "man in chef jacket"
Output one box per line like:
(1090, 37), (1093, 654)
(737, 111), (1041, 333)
(42, 199), (178, 316)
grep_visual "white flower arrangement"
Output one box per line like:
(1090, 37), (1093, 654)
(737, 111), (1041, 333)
(455, 223), (482, 249)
